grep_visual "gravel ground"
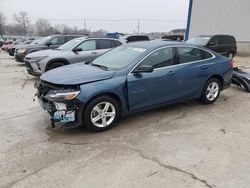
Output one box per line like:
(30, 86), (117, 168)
(0, 52), (250, 188)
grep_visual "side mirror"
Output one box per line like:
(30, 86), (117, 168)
(133, 65), (153, 73)
(73, 47), (82, 53)
(47, 41), (52, 46)
(208, 41), (215, 46)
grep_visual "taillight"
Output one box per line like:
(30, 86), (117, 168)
(228, 60), (234, 68)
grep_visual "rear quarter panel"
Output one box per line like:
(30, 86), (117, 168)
(211, 54), (233, 89)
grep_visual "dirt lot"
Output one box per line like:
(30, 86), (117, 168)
(0, 52), (250, 188)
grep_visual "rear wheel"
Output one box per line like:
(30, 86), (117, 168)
(47, 62), (65, 71)
(83, 95), (121, 132)
(201, 78), (221, 104)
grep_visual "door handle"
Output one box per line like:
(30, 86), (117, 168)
(167, 71), (175, 75)
(201, 65), (208, 69)
(91, 51), (97, 55)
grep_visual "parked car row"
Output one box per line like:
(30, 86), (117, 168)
(15, 35), (83, 62)
(24, 37), (122, 75)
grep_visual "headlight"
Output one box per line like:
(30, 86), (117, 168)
(30, 56), (48, 62)
(18, 48), (27, 53)
(44, 90), (80, 102)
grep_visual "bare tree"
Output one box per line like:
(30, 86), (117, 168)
(35, 19), (54, 36)
(13, 11), (30, 36)
(0, 12), (6, 37)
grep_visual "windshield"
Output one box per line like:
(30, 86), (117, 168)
(37, 36), (53, 45)
(92, 46), (147, 69)
(57, 38), (83, 50)
(186, 36), (211, 46)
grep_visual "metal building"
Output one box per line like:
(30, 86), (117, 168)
(186, 0), (250, 55)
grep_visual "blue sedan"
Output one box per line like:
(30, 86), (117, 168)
(36, 40), (233, 131)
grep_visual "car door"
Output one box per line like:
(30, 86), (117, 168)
(127, 47), (179, 111)
(175, 46), (214, 100)
(216, 36), (228, 56)
(71, 39), (98, 63)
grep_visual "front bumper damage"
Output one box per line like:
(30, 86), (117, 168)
(35, 81), (84, 128)
(231, 67), (250, 92)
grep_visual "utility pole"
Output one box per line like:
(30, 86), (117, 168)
(84, 19), (87, 31)
(137, 18), (140, 34)
(0, 23), (3, 38)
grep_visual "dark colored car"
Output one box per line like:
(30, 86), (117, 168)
(36, 41), (233, 132)
(15, 35), (82, 62)
(186, 35), (237, 60)
(119, 35), (150, 43)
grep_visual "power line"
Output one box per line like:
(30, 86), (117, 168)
(6, 17), (186, 23)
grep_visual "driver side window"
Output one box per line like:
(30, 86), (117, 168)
(77, 40), (97, 51)
(140, 47), (175, 69)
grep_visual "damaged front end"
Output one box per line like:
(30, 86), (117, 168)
(35, 80), (83, 128)
(232, 67), (250, 92)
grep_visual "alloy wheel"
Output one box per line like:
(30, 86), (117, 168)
(206, 82), (219, 101)
(91, 102), (116, 128)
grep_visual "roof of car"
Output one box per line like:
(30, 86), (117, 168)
(125, 40), (184, 50)
(199, 34), (235, 38)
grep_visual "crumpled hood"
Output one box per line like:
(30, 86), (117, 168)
(26, 49), (70, 58)
(40, 63), (116, 85)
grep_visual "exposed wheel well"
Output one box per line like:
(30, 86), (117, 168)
(45, 59), (69, 71)
(208, 75), (224, 88)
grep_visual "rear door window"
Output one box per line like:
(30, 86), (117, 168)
(66, 36), (78, 42)
(226, 36), (236, 44)
(50, 36), (65, 45)
(110, 40), (122, 48)
(97, 39), (112, 49)
(217, 36), (226, 45)
(177, 47), (213, 64)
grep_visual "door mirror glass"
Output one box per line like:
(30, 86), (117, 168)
(72, 47), (82, 53)
(46, 41), (52, 46)
(133, 65), (153, 73)
(208, 41), (215, 46)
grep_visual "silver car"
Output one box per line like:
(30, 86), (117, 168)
(24, 37), (122, 75)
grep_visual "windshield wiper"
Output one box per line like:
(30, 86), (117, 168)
(91, 63), (108, 70)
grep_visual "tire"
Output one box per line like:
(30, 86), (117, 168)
(47, 62), (65, 71)
(200, 78), (221, 104)
(83, 95), (121, 132)
(228, 52), (234, 60)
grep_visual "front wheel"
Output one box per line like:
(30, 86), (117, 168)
(83, 95), (121, 132)
(201, 78), (221, 104)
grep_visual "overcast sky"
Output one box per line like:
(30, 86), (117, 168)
(0, 0), (189, 33)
